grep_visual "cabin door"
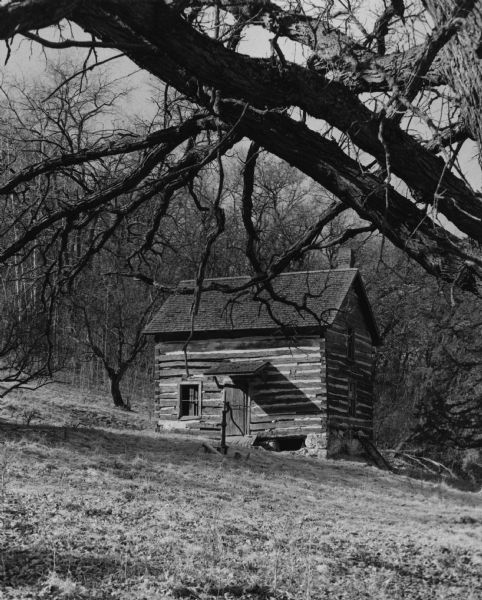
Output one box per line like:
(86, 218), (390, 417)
(224, 386), (248, 436)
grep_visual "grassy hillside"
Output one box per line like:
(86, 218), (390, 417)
(1, 383), (481, 599)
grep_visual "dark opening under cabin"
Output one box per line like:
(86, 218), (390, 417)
(144, 268), (381, 457)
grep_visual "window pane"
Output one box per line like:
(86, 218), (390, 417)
(180, 384), (200, 417)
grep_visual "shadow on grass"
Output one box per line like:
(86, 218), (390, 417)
(172, 583), (289, 599)
(0, 420), (198, 456)
(1, 421), (480, 502)
(350, 549), (476, 589)
(3, 547), (291, 600)
(2, 546), (160, 587)
(0, 420), (388, 505)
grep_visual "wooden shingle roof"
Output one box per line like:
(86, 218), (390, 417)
(144, 268), (378, 340)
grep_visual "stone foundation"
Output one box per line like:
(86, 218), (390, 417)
(327, 429), (365, 458)
(304, 433), (328, 458)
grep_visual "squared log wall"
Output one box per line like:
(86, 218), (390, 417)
(154, 335), (327, 437)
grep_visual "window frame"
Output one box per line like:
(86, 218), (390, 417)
(178, 380), (203, 419)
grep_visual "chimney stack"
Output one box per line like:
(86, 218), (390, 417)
(336, 247), (356, 268)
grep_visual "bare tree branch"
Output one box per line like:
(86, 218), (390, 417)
(0, 114), (216, 195)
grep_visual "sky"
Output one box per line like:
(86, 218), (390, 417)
(0, 23), (276, 121)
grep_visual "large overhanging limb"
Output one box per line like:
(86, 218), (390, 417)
(0, 0), (453, 95)
(184, 0), (447, 92)
(1, 1), (481, 241)
(69, 2), (482, 245)
(7, 0), (447, 92)
(0, 0), (77, 37)
(0, 0), (436, 96)
(218, 100), (482, 293)
(0, 0), (481, 292)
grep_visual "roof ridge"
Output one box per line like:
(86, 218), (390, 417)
(179, 268), (358, 284)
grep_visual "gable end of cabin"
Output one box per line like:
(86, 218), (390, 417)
(325, 280), (378, 457)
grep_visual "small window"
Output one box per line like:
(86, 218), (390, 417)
(347, 328), (355, 361)
(348, 380), (357, 417)
(178, 382), (202, 418)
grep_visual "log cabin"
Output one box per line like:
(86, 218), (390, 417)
(144, 268), (381, 457)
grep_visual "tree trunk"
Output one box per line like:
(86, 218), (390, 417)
(108, 371), (130, 410)
(425, 0), (482, 165)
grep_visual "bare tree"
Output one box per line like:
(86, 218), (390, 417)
(72, 269), (159, 409)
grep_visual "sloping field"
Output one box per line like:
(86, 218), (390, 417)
(1, 385), (481, 599)
(0, 381), (154, 431)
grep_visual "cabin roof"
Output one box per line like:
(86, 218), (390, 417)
(144, 268), (380, 343)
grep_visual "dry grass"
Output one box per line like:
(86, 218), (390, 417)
(0, 381), (154, 430)
(1, 384), (481, 599)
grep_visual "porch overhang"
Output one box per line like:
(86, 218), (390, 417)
(204, 360), (270, 377)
